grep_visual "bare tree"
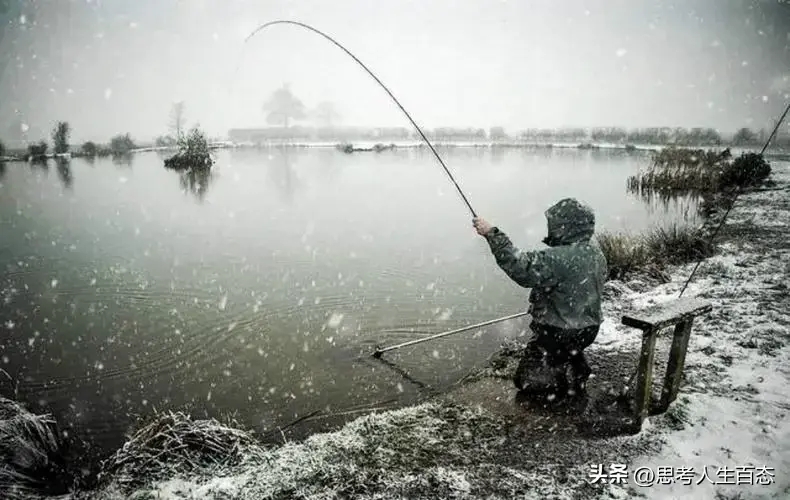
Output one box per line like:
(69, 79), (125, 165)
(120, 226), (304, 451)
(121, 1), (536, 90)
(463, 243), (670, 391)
(169, 101), (186, 139)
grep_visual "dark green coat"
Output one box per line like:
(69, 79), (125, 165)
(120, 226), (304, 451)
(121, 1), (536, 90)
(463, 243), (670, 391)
(484, 198), (607, 330)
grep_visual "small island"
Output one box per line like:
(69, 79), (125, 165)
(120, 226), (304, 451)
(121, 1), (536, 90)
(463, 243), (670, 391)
(163, 127), (214, 171)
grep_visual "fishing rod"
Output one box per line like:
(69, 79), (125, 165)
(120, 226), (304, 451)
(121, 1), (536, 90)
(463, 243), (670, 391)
(678, 99), (790, 297)
(241, 20), (477, 218)
(372, 311), (531, 358)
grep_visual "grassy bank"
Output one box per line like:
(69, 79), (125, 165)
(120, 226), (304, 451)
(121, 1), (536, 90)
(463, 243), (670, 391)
(86, 404), (522, 499)
(608, 147), (777, 280)
(596, 224), (716, 281)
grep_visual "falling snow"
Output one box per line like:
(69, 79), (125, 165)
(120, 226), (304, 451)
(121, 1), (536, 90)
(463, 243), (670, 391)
(326, 313), (344, 329)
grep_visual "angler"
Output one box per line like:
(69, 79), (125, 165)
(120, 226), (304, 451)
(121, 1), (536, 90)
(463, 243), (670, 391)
(473, 198), (608, 403)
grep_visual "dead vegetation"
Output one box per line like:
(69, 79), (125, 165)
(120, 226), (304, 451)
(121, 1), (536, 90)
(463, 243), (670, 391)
(596, 224), (716, 280)
(0, 397), (72, 500)
(95, 411), (263, 491)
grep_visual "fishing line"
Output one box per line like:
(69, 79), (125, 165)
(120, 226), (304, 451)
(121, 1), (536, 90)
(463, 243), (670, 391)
(238, 20), (477, 218)
(678, 99), (790, 297)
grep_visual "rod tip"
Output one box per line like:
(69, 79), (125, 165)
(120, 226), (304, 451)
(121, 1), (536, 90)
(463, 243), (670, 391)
(372, 350), (382, 358)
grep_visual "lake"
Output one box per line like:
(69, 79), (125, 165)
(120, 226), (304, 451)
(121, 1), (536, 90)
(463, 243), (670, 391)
(0, 146), (698, 469)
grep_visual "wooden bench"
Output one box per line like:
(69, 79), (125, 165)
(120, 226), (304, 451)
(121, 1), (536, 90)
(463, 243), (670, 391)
(621, 297), (713, 431)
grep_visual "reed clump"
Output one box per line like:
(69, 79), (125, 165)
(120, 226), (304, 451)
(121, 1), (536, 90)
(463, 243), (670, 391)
(597, 223), (715, 280)
(627, 147), (771, 193)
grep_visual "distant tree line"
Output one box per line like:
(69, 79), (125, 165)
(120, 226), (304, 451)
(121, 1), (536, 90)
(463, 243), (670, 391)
(228, 124), (790, 147)
(246, 85), (790, 148)
(0, 119), (139, 161)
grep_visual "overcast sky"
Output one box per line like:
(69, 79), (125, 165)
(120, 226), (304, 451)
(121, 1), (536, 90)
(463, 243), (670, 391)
(0, 0), (788, 144)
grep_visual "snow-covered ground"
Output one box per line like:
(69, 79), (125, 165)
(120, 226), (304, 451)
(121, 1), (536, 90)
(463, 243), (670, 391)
(590, 161), (790, 499)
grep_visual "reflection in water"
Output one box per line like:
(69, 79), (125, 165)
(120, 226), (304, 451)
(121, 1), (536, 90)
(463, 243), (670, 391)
(56, 158), (73, 189)
(30, 157), (49, 171)
(366, 355), (434, 393)
(311, 147), (344, 184)
(627, 185), (701, 224)
(178, 167), (213, 201)
(388, 146), (411, 162)
(491, 146), (505, 164)
(266, 147), (303, 202)
(416, 145), (486, 162)
(111, 153), (134, 168)
(0, 161), (5, 180)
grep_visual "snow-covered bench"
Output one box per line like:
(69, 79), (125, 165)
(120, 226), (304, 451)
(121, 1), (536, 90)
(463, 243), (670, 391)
(621, 297), (713, 431)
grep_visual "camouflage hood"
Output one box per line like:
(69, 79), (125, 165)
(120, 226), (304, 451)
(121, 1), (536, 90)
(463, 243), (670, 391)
(543, 198), (596, 247)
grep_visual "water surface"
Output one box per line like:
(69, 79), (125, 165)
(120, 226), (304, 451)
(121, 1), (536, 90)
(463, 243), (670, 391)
(0, 146), (697, 466)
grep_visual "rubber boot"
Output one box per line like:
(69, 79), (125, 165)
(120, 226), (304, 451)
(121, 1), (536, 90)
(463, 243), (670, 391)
(568, 355), (592, 397)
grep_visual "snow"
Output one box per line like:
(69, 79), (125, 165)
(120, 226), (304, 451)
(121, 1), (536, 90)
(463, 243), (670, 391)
(326, 312), (344, 329)
(595, 162), (790, 498)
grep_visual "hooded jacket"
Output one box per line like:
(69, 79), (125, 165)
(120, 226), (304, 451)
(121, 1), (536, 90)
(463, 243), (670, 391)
(484, 198), (608, 330)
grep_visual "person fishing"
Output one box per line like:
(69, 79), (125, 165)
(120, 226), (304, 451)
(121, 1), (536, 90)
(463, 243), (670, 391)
(473, 198), (608, 402)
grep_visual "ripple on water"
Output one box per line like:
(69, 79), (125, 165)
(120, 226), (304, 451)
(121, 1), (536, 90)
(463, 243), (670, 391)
(10, 257), (489, 434)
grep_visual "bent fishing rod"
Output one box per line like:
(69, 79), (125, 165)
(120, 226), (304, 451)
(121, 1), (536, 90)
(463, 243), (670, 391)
(238, 21), (528, 359)
(241, 20), (477, 218)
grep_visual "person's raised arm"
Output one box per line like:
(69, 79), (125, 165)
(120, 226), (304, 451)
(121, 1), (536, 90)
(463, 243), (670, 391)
(473, 217), (556, 289)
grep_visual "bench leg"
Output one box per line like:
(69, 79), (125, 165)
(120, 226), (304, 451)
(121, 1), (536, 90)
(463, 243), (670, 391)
(633, 327), (658, 428)
(659, 319), (694, 412)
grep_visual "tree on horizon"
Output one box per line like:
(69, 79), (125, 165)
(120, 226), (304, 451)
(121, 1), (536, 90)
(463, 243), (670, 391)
(263, 84), (306, 128)
(169, 101), (186, 139)
(52, 121), (70, 154)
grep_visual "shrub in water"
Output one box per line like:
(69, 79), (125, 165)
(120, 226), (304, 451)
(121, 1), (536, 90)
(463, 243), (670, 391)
(27, 141), (48, 160)
(109, 134), (136, 155)
(82, 141), (98, 157)
(164, 127), (213, 171)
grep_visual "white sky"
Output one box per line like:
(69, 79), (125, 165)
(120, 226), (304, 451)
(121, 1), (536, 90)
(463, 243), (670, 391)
(0, 0), (788, 143)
